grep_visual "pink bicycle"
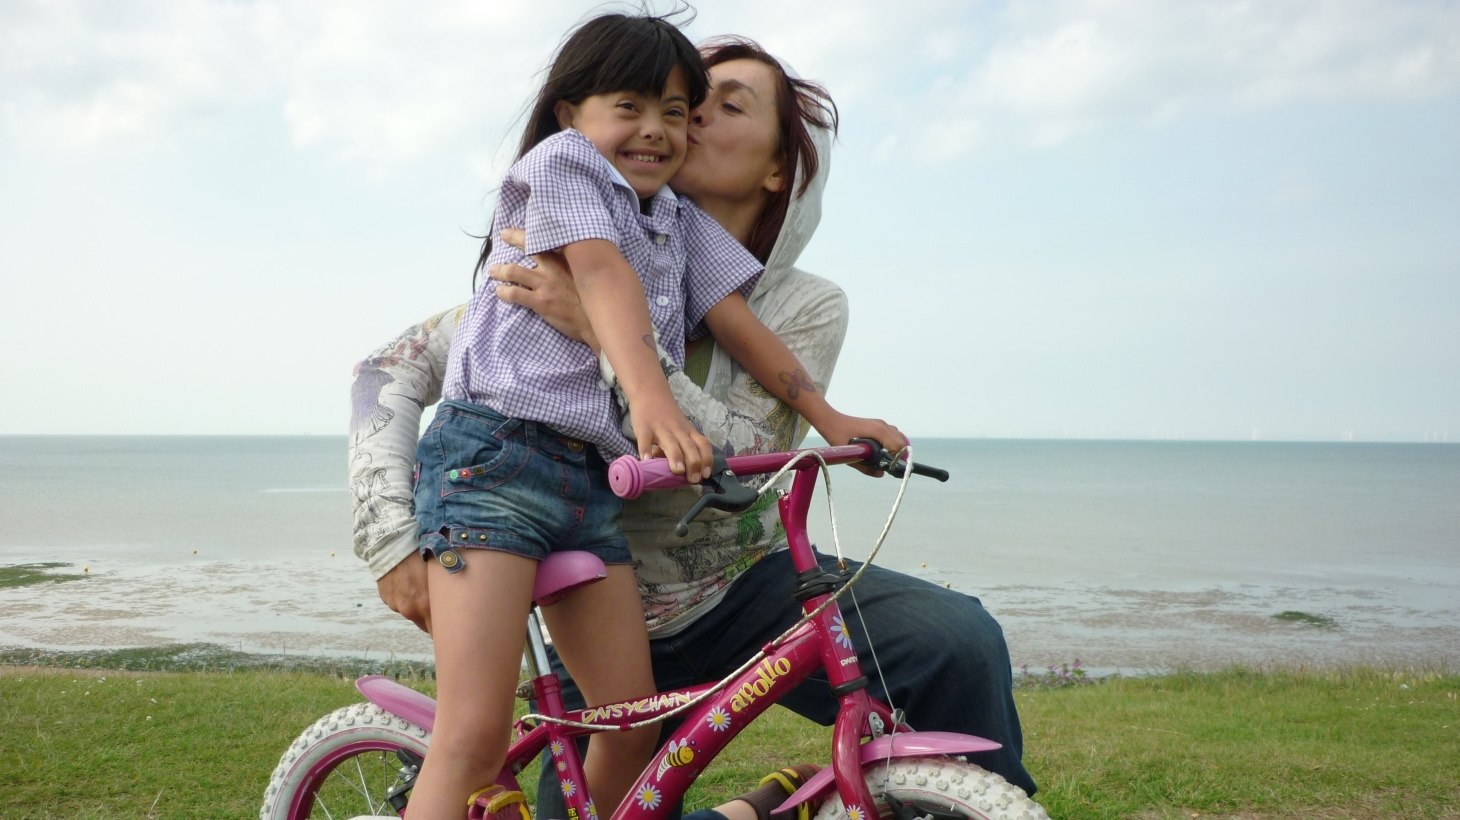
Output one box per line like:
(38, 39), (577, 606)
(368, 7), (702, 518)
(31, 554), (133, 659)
(262, 441), (1048, 820)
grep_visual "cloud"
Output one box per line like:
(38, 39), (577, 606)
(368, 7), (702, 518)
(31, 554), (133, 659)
(6, 0), (1457, 172)
(0, 0), (574, 178)
(1, 1), (260, 149)
(901, 0), (1460, 157)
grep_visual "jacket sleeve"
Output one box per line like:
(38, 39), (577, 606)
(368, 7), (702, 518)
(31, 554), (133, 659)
(601, 275), (849, 457)
(348, 306), (464, 579)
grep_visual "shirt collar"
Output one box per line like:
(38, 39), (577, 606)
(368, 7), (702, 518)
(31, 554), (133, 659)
(601, 161), (678, 207)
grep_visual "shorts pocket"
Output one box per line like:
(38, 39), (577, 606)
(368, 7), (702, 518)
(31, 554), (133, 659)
(435, 407), (531, 497)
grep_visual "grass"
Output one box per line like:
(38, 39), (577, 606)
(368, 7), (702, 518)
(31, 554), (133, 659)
(1020, 666), (1460, 818)
(1271, 610), (1339, 628)
(2, 660), (1457, 818)
(0, 562), (85, 589)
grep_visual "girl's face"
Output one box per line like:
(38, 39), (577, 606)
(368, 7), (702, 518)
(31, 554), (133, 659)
(671, 59), (786, 207)
(554, 66), (691, 199)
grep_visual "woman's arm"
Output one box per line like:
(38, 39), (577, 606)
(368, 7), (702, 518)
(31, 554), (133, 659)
(701, 293), (905, 452)
(349, 306), (465, 632)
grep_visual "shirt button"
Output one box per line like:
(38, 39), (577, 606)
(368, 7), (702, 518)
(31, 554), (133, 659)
(654, 234), (667, 246)
(655, 295), (670, 306)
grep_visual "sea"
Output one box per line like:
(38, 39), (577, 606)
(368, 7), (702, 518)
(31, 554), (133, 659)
(2, 436), (1457, 673)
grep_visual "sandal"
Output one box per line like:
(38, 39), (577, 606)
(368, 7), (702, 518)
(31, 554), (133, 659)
(740, 763), (822, 820)
(466, 784), (531, 820)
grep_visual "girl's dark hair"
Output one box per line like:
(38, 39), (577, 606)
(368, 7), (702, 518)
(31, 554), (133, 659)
(475, 12), (708, 275)
(700, 36), (839, 263)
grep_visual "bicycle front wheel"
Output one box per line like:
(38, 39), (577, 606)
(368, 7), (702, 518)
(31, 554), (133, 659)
(811, 757), (1048, 820)
(261, 702), (431, 820)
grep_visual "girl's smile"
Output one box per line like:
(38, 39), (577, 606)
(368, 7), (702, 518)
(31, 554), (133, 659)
(555, 67), (691, 200)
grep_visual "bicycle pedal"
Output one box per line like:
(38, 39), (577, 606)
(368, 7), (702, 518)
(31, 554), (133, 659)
(467, 785), (532, 820)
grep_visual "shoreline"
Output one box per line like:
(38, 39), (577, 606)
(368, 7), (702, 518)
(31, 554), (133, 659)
(5, 559), (1456, 678)
(0, 642), (435, 677)
(4, 640), (1454, 681)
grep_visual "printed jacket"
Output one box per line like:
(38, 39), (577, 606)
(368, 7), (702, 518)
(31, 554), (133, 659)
(349, 124), (847, 636)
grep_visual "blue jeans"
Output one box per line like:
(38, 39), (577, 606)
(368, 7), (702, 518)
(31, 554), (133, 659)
(535, 548), (1035, 817)
(414, 400), (630, 569)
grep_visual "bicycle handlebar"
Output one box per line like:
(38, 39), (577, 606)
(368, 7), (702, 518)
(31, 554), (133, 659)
(608, 440), (948, 500)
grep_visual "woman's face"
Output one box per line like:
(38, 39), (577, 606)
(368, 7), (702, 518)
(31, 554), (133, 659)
(671, 59), (786, 206)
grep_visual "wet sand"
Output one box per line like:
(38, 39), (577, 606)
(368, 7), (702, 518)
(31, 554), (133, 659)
(5, 554), (1456, 673)
(6, 437), (1456, 674)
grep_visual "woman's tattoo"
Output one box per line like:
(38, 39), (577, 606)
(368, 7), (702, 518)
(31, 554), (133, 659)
(779, 368), (819, 400)
(642, 333), (656, 350)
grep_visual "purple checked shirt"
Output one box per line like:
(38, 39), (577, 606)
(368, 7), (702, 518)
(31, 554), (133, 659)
(442, 129), (763, 459)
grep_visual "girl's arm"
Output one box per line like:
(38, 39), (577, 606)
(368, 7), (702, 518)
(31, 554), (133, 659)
(701, 292), (905, 452)
(560, 238), (712, 480)
(490, 230), (842, 455)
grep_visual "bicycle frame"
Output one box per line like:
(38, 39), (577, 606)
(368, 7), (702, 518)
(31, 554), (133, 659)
(356, 442), (1000, 820)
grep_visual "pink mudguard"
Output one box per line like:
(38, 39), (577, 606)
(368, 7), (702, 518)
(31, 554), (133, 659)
(773, 731), (1003, 814)
(357, 675), (438, 732)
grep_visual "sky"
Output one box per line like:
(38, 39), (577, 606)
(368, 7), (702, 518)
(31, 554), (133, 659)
(2, 0), (1458, 442)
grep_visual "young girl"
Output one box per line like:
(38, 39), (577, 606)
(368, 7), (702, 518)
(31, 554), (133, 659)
(411, 13), (903, 819)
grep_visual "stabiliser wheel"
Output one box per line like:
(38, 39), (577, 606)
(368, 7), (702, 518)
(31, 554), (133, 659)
(261, 702), (431, 819)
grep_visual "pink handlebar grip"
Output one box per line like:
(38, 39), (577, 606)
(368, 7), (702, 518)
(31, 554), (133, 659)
(611, 442), (883, 499)
(609, 454), (686, 499)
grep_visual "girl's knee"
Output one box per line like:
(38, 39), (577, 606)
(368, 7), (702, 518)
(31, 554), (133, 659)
(431, 721), (510, 772)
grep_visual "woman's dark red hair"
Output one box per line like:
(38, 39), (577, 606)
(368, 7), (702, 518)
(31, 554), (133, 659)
(699, 37), (839, 263)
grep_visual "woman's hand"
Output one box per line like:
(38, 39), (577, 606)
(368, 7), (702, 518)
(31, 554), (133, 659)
(377, 556), (431, 634)
(490, 227), (599, 352)
(812, 412), (907, 476)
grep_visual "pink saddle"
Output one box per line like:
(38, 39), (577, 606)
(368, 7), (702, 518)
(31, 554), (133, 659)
(531, 551), (608, 606)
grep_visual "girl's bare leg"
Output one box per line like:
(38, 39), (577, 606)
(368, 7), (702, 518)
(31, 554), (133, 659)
(542, 564), (660, 814)
(409, 551), (537, 820)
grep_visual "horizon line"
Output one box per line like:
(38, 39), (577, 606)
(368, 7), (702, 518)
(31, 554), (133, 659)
(0, 432), (1452, 445)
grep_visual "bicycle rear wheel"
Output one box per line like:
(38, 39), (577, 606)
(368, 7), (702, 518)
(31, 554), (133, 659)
(811, 757), (1048, 820)
(261, 702), (431, 820)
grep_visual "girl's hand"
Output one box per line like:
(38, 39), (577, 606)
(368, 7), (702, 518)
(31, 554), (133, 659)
(629, 394), (713, 481)
(490, 228), (600, 351)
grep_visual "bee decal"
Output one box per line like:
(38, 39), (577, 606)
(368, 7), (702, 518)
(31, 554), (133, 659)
(655, 738), (696, 779)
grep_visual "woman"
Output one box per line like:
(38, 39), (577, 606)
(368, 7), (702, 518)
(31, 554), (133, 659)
(349, 37), (1037, 811)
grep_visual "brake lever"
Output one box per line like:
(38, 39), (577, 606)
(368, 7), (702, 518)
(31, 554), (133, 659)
(850, 437), (951, 482)
(674, 451), (760, 536)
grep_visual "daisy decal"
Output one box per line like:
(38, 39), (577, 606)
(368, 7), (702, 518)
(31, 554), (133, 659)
(706, 706), (731, 732)
(560, 779), (577, 799)
(635, 785), (663, 810)
(550, 740), (565, 757)
(556, 760), (567, 772)
(846, 804), (866, 820)
(831, 615), (854, 650)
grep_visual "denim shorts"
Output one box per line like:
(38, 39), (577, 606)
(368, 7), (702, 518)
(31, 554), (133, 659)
(414, 400), (630, 573)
